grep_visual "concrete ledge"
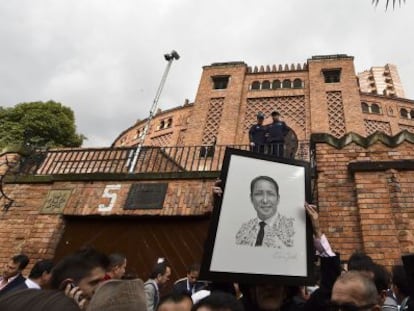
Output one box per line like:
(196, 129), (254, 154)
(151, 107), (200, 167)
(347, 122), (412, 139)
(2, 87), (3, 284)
(4, 171), (220, 184)
(349, 160), (414, 173)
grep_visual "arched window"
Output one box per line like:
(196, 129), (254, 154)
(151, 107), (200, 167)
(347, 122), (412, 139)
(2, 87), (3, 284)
(400, 108), (408, 118)
(371, 103), (380, 114)
(410, 110), (414, 119)
(361, 102), (369, 113)
(272, 80), (281, 89)
(282, 79), (291, 88)
(166, 118), (172, 127)
(251, 81), (260, 90)
(159, 120), (165, 129)
(293, 78), (302, 88)
(262, 80), (270, 90)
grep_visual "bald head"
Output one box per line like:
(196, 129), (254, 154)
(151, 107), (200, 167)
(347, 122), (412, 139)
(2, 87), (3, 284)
(332, 271), (380, 310)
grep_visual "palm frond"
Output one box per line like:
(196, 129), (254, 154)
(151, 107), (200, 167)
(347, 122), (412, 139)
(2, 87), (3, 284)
(372, 0), (406, 9)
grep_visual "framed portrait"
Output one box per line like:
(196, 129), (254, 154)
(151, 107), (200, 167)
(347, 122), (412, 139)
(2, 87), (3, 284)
(200, 148), (314, 285)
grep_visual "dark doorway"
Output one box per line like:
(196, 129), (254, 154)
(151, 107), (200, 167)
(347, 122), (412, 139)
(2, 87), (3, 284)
(54, 216), (210, 287)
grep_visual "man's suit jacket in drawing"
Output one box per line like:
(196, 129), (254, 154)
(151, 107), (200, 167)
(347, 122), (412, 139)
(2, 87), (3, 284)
(235, 213), (295, 248)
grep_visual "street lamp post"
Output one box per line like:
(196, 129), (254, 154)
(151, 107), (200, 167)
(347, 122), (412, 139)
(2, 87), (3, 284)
(128, 50), (180, 173)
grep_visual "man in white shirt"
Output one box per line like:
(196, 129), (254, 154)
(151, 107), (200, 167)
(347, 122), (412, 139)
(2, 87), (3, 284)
(24, 259), (54, 289)
(235, 176), (294, 248)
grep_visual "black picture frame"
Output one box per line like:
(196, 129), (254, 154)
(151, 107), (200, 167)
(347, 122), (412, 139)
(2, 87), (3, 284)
(200, 148), (314, 285)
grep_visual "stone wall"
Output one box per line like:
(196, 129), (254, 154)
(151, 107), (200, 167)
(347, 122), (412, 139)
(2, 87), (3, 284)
(0, 181), (64, 274)
(2, 131), (414, 273)
(315, 132), (414, 266)
(0, 172), (216, 273)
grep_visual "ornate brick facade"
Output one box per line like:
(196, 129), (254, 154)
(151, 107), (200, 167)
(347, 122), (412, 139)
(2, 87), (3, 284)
(2, 55), (414, 276)
(113, 55), (414, 148)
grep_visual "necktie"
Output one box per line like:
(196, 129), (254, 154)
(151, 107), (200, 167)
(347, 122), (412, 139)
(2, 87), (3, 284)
(255, 221), (266, 246)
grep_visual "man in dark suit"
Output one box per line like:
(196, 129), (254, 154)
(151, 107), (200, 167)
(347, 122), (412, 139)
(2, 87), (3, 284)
(249, 112), (267, 154)
(23, 259), (54, 289)
(0, 254), (29, 296)
(266, 111), (289, 157)
(173, 263), (206, 296)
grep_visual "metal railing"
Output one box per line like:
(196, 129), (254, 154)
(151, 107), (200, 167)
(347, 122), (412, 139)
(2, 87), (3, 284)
(31, 141), (310, 175)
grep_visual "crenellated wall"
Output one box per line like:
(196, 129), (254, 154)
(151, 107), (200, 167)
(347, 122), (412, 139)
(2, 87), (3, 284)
(247, 62), (308, 73)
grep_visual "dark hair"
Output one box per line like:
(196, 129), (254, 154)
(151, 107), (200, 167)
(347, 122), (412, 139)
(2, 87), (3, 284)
(347, 252), (374, 271)
(108, 253), (126, 269)
(192, 292), (243, 311)
(347, 254), (390, 294)
(372, 263), (390, 293)
(187, 263), (200, 274)
(271, 111), (280, 116)
(348, 253), (389, 294)
(250, 176), (279, 196)
(50, 248), (109, 290)
(29, 260), (54, 279)
(0, 289), (80, 311)
(149, 261), (170, 279)
(12, 254), (29, 271)
(392, 265), (410, 297)
(157, 293), (193, 309)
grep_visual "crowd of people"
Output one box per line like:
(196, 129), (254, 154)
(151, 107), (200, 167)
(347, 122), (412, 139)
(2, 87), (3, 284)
(0, 177), (413, 311)
(0, 230), (413, 311)
(0, 226), (413, 310)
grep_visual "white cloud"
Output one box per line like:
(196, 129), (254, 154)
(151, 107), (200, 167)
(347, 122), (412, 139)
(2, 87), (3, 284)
(0, 0), (413, 146)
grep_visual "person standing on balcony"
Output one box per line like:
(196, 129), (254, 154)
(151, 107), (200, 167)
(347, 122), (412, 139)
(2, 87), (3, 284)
(249, 112), (267, 154)
(266, 111), (289, 158)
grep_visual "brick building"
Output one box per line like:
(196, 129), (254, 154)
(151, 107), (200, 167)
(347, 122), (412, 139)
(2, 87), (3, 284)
(1, 54), (414, 280)
(113, 54), (414, 148)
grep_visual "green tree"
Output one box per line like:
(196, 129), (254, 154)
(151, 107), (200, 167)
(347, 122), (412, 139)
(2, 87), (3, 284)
(0, 101), (85, 150)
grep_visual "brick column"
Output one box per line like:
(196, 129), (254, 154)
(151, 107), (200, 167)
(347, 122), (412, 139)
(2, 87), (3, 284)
(354, 170), (402, 266)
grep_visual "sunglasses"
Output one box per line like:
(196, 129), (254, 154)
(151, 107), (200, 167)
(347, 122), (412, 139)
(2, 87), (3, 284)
(327, 302), (376, 311)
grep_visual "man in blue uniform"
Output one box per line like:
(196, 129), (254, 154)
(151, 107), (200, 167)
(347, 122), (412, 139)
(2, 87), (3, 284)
(249, 112), (267, 154)
(266, 111), (289, 157)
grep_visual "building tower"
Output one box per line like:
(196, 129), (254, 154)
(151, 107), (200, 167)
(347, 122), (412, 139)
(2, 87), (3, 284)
(358, 64), (405, 98)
